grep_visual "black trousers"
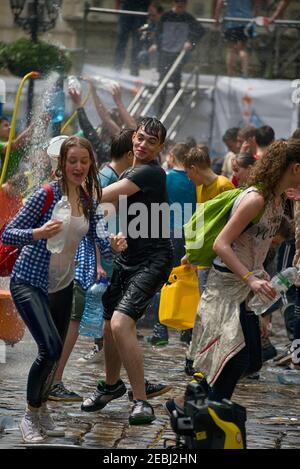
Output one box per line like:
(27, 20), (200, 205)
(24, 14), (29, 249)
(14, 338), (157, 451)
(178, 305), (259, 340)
(10, 280), (73, 407)
(209, 302), (262, 402)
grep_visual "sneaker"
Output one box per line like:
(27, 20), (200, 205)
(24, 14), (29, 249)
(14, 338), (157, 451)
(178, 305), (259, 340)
(81, 379), (126, 412)
(146, 335), (168, 347)
(184, 358), (196, 376)
(128, 380), (172, 401)
(19, 410), (45, 444)
(129, 400), (156, 425)
(48, 382), (82, 402)
(39, 405), (65, 437)
(163, 398), (185, 418)
(274, 343), (292, 363)
(77, 344), (102, 364)
(275, 350), (293, 367)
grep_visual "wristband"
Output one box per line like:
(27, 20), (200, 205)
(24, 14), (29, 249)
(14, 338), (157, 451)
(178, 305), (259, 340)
(242, 271), (254, 282)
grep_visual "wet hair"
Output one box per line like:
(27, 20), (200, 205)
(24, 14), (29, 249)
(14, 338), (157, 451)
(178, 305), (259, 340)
(291, 128), (300, 140)
(136, 117), (166, 144)
(111, 128), (134, 161)
(170, 143), (189, 164)
(223, 127), (240, 143)
(238, 125), (256, 141)
(58, 136), (101, 220)
(247, 139), (300, 200)
(236, 151), (256, 168)
(255, 125), (275, 147)
(183, 144), (211, 169)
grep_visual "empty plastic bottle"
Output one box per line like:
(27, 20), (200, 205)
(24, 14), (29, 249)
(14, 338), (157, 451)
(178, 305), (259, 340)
(46, 196), (71, 254)
(50, 88), (65, 124)
(67, 75), (82, 95)
(248, 267), (298, 316)
(79, 278), (108, 338)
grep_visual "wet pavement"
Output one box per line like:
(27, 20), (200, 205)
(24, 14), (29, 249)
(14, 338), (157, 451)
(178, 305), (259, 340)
(0, 312), (299, 450)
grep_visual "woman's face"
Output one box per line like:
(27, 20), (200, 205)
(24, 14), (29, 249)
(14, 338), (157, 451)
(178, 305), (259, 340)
(232, 158), (251, 186)
(64, 146), (91, 187)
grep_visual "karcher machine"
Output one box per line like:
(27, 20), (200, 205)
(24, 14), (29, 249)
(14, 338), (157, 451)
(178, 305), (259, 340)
(168, 374), (247, 449)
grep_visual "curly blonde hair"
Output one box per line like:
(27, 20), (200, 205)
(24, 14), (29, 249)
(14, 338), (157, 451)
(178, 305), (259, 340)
(247, 139), (300, 200)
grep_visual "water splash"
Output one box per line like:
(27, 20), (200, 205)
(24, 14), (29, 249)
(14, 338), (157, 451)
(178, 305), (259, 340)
(22, 72), (60, 189)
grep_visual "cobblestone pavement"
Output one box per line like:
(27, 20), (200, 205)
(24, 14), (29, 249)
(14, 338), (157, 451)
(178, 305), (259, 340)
(0, 313), (299, 449)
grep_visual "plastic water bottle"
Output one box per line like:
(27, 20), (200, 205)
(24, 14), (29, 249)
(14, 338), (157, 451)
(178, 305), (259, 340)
(90, 76), (119, 93)
(67, 75), (82, 95)
(79, 278), (108, 338)
(46, 196), (71, 254)
(248, 267), (298, 316)
(51, 89), (65, 124)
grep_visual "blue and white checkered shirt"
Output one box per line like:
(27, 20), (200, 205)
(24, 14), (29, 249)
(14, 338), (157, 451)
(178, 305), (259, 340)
(2, 182), (112, 294)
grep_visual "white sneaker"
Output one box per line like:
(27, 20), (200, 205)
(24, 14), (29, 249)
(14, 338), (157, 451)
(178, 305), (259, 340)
(39, 405), (65, 437)
(77, 344), (102, 364)
(19, 410), (45, 443)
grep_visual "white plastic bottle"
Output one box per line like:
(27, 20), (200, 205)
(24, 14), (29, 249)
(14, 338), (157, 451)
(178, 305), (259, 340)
(248, 267), (298, 316)
(46, 196), (72, 254)
(67, 75), (82, 95)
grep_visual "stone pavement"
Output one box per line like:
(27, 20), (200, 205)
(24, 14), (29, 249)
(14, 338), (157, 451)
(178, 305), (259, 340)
(0, 313), (300, 449)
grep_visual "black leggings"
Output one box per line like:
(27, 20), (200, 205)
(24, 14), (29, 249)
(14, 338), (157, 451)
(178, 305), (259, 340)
(10, 280), (73, 408)
(209, 302), (262, 402)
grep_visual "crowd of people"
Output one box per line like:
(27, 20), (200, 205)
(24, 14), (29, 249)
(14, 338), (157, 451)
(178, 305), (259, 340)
(0, 0), (299, 448)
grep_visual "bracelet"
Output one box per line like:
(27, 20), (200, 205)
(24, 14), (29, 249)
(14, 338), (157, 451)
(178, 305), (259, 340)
(242, 271), (254, 282)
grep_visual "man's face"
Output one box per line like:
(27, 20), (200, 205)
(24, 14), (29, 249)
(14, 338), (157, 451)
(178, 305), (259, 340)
(132, 127), (164, 163)
(148, 5), (161, 23)
(0, 120), (10, 140)
(173, 1), (187, 14)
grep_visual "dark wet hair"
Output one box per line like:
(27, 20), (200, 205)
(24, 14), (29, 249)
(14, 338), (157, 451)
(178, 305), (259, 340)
(255, 125), (275, 147)
(136, 117), (166, 144)
(59, 136), (101, 220)
(223, 127), (240, 143)
(111, 128), (134, 161)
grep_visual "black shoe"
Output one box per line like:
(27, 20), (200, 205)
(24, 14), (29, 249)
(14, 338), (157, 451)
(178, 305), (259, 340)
(128, 379), (172, 401)
(163, 398), (185, 418)
(81, 379), (126, 412)
(129, 400), (155, 425)
(184, 358), (195, 376)
(180, 329), (192, 345)
(48, 382), (82, 402)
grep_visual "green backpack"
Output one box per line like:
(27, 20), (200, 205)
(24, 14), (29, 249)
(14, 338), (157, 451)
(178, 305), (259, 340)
(183, 188), (244, 266)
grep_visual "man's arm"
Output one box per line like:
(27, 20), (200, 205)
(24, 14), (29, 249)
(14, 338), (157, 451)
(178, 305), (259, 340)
(269, 0), (290, 23)
(89, 82), (120, 137)
(214, 0), (225, 24)
(111, 85), (136, 129)
(101, 178), (140, 203)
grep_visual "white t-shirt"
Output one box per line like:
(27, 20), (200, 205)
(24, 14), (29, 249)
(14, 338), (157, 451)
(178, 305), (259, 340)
(48, 215), (89, 293)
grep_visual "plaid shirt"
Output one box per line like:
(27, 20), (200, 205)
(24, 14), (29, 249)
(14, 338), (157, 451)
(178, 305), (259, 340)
(2, 182), (111, 294)
(74, 237), (98, 290)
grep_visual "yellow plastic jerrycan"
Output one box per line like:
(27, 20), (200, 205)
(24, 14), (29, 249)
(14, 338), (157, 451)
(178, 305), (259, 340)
(159, 265), (200, 330)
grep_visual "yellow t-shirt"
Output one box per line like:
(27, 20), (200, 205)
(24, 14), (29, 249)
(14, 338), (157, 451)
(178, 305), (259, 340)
(196, 175), (235, 204)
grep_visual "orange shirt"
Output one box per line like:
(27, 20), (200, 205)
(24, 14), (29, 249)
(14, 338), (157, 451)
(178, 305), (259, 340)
(0, 187), (22, 231)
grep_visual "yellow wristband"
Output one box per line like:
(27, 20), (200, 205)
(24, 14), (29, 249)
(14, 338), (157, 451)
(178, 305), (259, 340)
(242, 271), (254, 282)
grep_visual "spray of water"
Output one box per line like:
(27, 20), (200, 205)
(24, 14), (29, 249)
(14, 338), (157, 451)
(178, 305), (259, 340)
(22, 72), (60, 189)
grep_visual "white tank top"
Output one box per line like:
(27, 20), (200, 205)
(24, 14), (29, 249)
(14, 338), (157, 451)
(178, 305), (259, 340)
(214, 187), (283, 272)
(48, 215), (89, 293)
